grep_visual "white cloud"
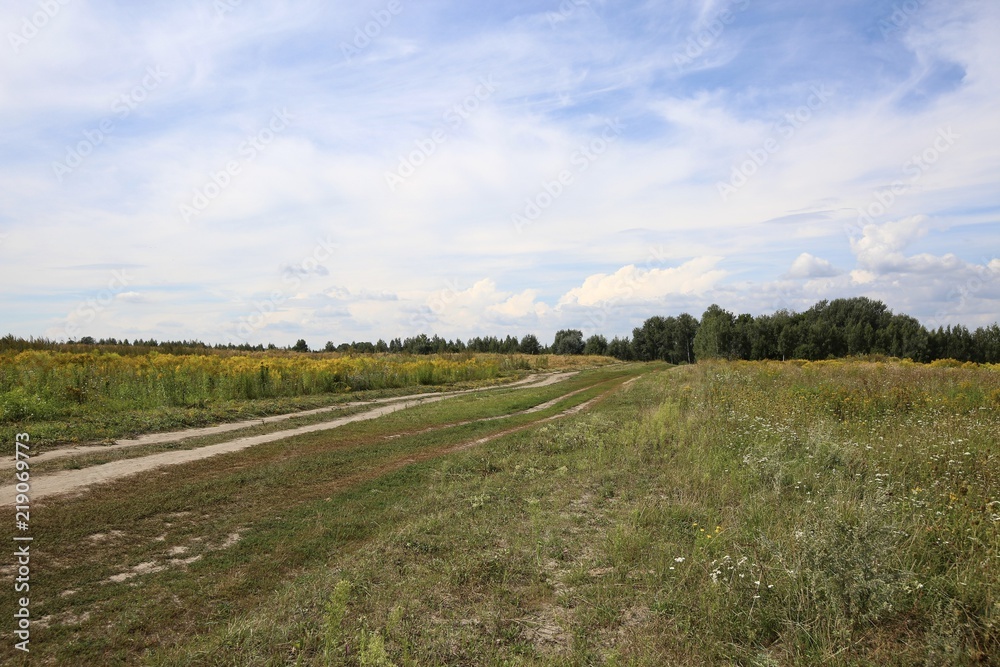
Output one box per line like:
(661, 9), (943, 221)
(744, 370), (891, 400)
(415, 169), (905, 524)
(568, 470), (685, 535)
(850, 216), (930, 272)
(115, 291), (145, 303)
(1, 0), (998, 344)
(559, 257), (728, 308)
(850, 270), (877, 285)
(786, 253), (841, 279)
(488, 289), (549, 319)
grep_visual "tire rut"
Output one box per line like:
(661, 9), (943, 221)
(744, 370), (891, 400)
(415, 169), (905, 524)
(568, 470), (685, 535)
(0, 372), (600, 506)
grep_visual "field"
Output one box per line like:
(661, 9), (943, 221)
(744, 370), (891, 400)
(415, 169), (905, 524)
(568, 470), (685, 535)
(0, 350), (611, 448)
(2, 357), (1000, 665)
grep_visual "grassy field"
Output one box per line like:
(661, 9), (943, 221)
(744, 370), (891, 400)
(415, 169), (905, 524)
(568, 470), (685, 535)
(2, 359), (999, 665)
(0, 351), (612, 448)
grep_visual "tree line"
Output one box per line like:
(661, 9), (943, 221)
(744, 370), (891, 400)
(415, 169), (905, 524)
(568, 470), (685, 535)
(624, 297), (1000, 364)
(2, 297), (998, 362)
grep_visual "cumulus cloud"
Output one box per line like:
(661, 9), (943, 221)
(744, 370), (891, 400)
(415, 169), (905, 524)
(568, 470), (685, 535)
(402, 278), (551, 334)
(558, 257), (728, 308)
(850, 216), (931, 272)
(488, 289), (549, 319)
(849, 216), (992, 284)
(786, 253), (841, 279)
(2, 1), (999, 345)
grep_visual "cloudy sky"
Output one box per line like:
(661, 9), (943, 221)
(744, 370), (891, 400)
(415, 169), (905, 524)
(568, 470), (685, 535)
(1, 0), (998, 347)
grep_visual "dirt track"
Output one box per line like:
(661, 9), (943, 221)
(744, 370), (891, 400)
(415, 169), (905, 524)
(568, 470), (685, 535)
(0, 371), (575, 471)
(0, 372), (580, 506)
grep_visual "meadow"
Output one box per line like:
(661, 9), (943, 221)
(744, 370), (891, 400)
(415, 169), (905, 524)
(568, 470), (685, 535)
(0, 350), (610, 447)
(2, 358), (999, 665)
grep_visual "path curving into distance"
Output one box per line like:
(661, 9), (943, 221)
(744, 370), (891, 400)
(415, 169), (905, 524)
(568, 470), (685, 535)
(0, 371), (576, 471)
(2, 371), (588, 506)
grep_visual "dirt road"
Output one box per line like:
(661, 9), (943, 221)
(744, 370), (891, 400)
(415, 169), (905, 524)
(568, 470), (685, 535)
(0, 372), (579, 505)
(0, 371), (575, 471)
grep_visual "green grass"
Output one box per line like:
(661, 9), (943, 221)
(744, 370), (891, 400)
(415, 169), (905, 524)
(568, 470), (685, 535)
(2, 351), (605, 448)
(0, 364), (647, 665)
(3, 360), (999, 665)
(25, 372), (613, 474)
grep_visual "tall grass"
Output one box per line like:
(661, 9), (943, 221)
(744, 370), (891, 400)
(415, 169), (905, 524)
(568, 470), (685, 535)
(5, 360), (998, 664)
(184, 359), (997, 664)
(0, 350), (541, 446)
(631, 359), (1000, 663)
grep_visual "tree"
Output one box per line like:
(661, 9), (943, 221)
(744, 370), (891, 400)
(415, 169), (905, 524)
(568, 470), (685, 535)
(519, 334), (542, 355)
(693, 305), (735, 360)
(552, 329), (585, 355)
(607, 336), (633, 360)
(632, 316), (672, 362)
(731, 313), (754, 360)
(583, 334), (608, 356)
(973, 324), (1000, 363)
(674, 313), (699, 364)
(879, 315), (929, 361)
(292, 339), (310, 353)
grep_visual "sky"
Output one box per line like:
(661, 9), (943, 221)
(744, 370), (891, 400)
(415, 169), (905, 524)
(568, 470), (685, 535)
(1, 0), (998, 347)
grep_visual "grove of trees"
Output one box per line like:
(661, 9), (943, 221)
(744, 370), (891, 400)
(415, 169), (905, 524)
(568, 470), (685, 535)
(4, 297), (998, 363)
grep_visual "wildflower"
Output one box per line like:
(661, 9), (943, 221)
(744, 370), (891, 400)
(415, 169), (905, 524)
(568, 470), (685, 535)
(674, 557), (685, 563)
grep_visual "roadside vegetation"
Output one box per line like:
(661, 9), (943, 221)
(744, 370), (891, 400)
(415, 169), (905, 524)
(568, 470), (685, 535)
(0, 351), (613, 448)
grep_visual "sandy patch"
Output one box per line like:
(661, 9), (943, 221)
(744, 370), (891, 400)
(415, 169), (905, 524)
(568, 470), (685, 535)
(106, 561), (165, 583)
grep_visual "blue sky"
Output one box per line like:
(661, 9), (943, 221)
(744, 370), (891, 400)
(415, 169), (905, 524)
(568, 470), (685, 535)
(1, 0), (998, 346)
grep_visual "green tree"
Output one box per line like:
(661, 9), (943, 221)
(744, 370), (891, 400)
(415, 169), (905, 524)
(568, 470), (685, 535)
(583, 334), (608, 356)
(878, 315), (929, 361)
(292, 339), (310, 353)
(693, 305), (735, 360)
(518, 334), (542, 355)
(552, 329), (585, 355)
(674, 313), (699, 364)
(632, 316), (667, 361)
(607, 336), (633, 360)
